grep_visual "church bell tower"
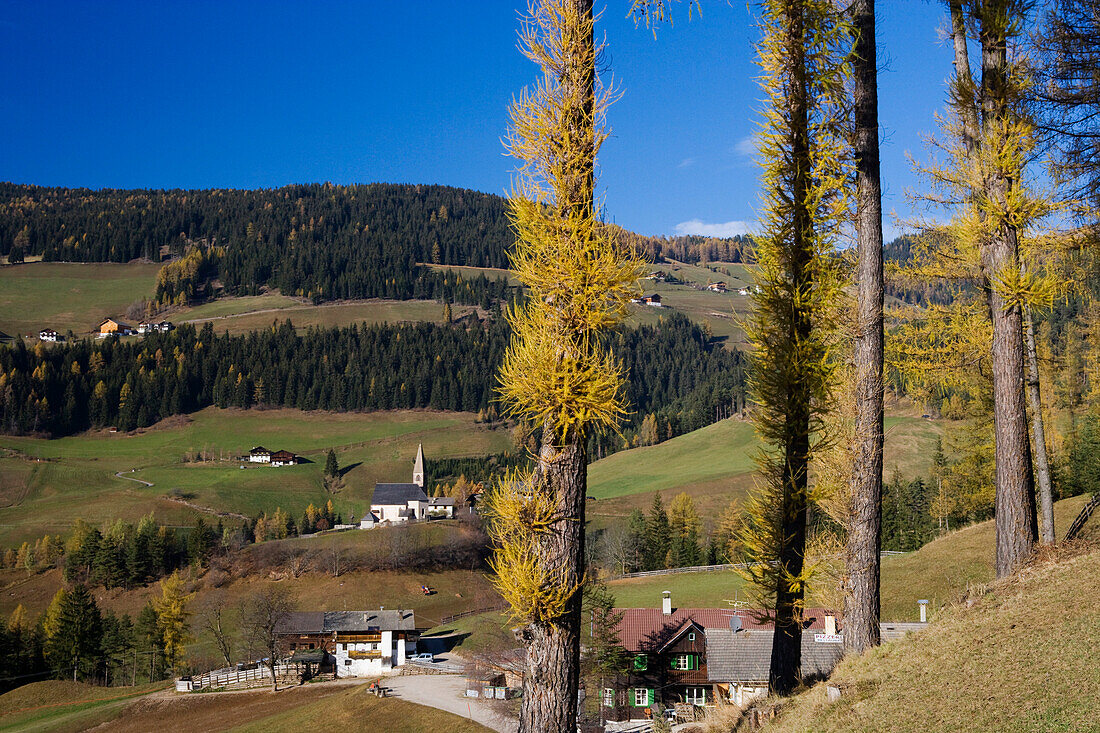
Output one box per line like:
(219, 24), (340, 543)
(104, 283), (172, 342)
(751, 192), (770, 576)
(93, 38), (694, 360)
(413, 443), (424, 488)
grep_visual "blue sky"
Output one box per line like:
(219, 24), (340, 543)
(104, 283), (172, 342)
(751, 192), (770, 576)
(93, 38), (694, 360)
(1, 1), (953, 239)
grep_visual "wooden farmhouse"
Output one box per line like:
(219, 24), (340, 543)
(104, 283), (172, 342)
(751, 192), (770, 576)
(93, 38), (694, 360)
(248, 446), (271, 463)
(269, 450), (298, 467)
(96, 318), (133, 337)
(38, 328), (60, 342)
(275, 609), (419, 677)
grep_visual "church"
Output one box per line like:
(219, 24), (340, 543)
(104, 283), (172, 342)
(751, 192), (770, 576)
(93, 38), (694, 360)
(362, 444), (455, 527)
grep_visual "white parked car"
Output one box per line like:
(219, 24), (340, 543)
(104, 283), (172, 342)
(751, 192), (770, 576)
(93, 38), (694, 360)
(412, 653), (435, 662)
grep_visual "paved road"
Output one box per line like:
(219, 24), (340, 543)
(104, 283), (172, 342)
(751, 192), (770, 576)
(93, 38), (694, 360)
(115, 470), (154, 487)
(384, 674), (517, 733)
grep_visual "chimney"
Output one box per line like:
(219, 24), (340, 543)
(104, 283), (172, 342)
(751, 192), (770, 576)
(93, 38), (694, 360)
(662, 591), (672, 616)
(918, 599), (929, 623)
(825, 615), (837, 637)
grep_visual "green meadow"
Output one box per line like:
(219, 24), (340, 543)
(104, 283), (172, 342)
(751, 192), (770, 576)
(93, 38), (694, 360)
(0, 407), (511, 547)
(0, 262), (161, 337)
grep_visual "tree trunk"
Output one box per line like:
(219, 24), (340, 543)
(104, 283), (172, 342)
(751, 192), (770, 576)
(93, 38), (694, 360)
(518, 425), (587, 732)
(769, 0), (810, 696)
(1023, 304), (1056, 543)
(516, 1), (593, 726)
(844, 0), (884, 657)
(980, 19), (1039, 577)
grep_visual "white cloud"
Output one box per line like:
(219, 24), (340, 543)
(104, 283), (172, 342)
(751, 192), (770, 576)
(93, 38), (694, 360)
(733, 133), (760, 158)
(677, 157), (695, 169)
(673, 219), (757, 238)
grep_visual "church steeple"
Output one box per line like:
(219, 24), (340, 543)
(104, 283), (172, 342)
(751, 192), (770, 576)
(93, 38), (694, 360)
(413, 443), (424, 488)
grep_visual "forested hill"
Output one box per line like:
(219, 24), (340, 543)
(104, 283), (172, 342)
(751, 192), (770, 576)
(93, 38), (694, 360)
(0, 182), (512, 302)
(0, 312), (744, 440)
(0, 182), (758, 299)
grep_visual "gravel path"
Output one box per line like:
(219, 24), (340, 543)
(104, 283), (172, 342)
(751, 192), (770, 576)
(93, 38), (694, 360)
(384, 675), (517, 733)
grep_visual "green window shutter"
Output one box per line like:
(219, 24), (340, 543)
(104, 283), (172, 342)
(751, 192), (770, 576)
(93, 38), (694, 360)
(648, 689), (655, 707)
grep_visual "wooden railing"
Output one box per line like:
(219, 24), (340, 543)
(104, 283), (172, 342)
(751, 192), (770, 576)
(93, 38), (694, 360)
(188, 662), (305, 690)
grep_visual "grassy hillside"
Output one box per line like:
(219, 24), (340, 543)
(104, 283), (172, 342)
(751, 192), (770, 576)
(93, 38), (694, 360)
(765, 542), (1100, 733)
(0, 680), (490, 733)
(174, 296), (477, 335)
(607, 495), (1095, 623)
(0, 262), (161, 337)
(587, 411), (947, 525)
(0, 407), (511, 546)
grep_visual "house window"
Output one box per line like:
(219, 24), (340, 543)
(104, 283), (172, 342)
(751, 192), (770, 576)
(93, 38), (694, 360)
(684, 687), (707, 705)
(688, 632), (696, 641)
(633, 654), (648, 671)
(633, 688), (652, 707)
(344, 660), (352, 666)
(671, 654), (696, 670)
(603, 688), (615, 707)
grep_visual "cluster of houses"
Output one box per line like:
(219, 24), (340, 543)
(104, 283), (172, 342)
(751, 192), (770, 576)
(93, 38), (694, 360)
(35, 319), (176, 343)
(96, 318), (174, 338)
(599, 591), (924, 721)
(630, 293), (663, 307)
(247, 446), (299, 467)
(360, 444), (456, 527)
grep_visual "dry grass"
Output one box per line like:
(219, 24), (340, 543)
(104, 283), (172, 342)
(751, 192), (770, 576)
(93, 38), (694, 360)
(765, 542), (1100, 733)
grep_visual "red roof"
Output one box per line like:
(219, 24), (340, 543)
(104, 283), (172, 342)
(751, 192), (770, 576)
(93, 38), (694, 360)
(613, 607), (835, 652)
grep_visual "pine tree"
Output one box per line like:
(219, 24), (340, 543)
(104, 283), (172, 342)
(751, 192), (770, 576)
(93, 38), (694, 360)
(487, 1), (642, 729)
(644, 493), (672, 570)
(153, 571), (193, 671)
(845, 0), (885, 656)
(46, 584), (102, 681)
(738, 0), (849, 695)
(324, 448), (339, 478)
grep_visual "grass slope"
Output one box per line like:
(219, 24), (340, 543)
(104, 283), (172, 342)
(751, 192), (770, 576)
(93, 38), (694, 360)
(586, 412), (946, 526)
(766, 542), (1100, 733)
(607, 495), (1095, 624)
(0, 262), (161, 337)
(174, 295), (474, 335)
(0, 680), (490, 733)
(0, 407), (510, 546)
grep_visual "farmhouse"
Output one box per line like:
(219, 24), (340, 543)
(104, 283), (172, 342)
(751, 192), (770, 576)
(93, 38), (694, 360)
(603, 592), (840, 720)
(269, 449), (298, 467)
(248, 446), (271, 463)
(96, 318), (132, 337)
(138, 321), (174, 335)
(370, 443), (430, 522)
(707, 282), (728, 293)
(275, 609), (419, 677)
(38, 328), (59, 342)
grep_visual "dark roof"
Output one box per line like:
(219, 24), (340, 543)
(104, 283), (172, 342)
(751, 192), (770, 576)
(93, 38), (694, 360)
(276, 610), (417, 635)
(250, 446), (270, 454)
(270, 450), (296, 460)
(428, 497), (456, 506)
(372, 483), (428, 505)
(614, 607), (833, 652)
(277, 611), (325, 635)
(704, 628), (843, 684)
(643, 293), (661, 300)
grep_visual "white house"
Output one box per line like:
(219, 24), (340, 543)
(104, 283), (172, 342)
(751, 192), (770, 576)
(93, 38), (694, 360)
(276, 609), (419, 677)
(38, 328), (59, 342)
(427, 496), (456, 518)
(248, 446), (271, 463)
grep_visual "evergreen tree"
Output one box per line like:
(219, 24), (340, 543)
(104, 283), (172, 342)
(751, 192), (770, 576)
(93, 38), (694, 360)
(325, 449), (339, 478)
(738, 0), (849, 695)
(46, 584), (102, 682)
(644, 493), (672, 570)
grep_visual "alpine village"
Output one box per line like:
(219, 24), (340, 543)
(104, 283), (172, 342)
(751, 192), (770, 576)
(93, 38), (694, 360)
(1, 1), (1098, 732)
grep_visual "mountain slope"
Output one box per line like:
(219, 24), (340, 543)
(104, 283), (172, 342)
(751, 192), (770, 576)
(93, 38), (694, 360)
(765, 540), (1100, 733)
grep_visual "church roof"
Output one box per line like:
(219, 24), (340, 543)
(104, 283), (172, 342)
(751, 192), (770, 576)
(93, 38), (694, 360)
(372, 483), (428, 505)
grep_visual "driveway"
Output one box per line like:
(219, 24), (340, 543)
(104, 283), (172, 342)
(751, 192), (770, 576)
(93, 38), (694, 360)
(384, 674), (517, 733)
